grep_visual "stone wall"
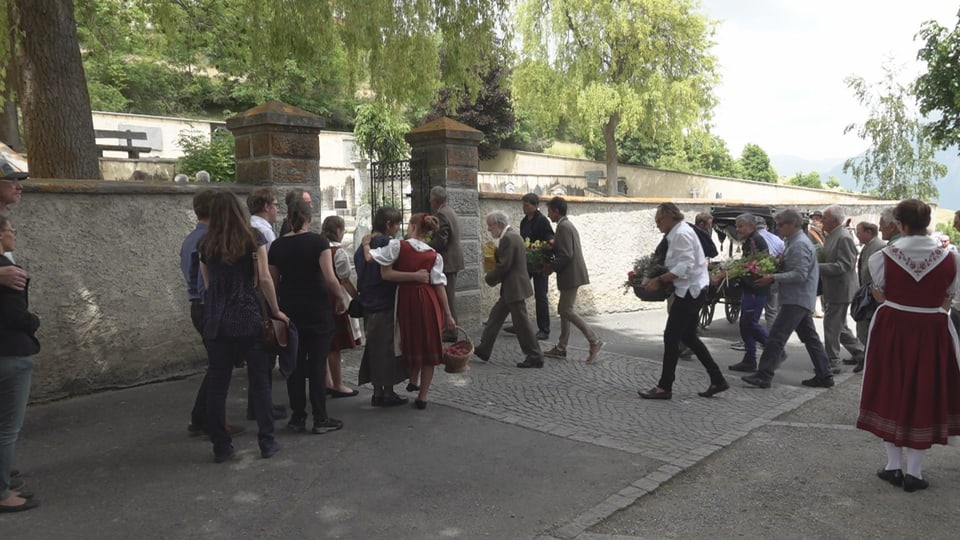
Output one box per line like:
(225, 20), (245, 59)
(480, 149), (880, 204)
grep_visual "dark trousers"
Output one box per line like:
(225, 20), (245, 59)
(658, 290), (724, 392)
(286, 325), (334, 423)
(757, 304), (832, 381)
(739, 293), (768, 363)
(189, 300), (210, 429)
(530, 271), (551, 334)
(476, 298), (542, 362)
(204, 337), (275, 456)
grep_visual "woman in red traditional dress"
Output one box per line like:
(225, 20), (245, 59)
(858, 199), (960, 493)
(363, 213), (456, 409)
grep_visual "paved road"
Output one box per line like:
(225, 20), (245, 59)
(6, 307), (955, 539)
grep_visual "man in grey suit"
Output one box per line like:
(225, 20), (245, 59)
(428, 186), (465, 342)
(474, 211), (544, 368)
(819, 205), (864, 373)
(542, 197), (603, 363)
(853, 221), (884, 373)
(742, 209), (834, 389)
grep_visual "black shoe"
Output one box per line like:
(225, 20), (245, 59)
(474, 350), (490, 362)
(698, 380), (730, 398)
(379, 394), (409, 407)
(260, 441), (281, 459)
(877, 468), (904, 487)
(535, 331), (549, 341)
(406, 383), (419, 392)
(853, 360), (865, 374)
(328, 388), (359, 398)
(903, 474), (929, 492)
(728, 361), (758, 372)
(214, 445), (236, 463)
(638, 387), (672, 400)
(801, 375), (835, 388)
(371, 395), (384, 407)
(516, 358), (544, 368)
(741, 374), (771, 388)
(286, 418), (307, 433)
(842, 358), (859, 365)
(312, 417), (344, 434)
(503, 325), (516, 334)
(414, 400), (428, 410)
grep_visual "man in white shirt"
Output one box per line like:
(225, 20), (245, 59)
(638, 203), (728, 400)
(247, 187), (279, 247)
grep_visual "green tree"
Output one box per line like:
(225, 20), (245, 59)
(353, 102), (411, 162)
(513, 0), (719, 195)
(786, 171), (823, 189)
(935, 221), (960, 245)
(177, 129), (235, 182)
(843, 64), (947, 200)
(826, 175), (841, 189)
(915, 11), (960, 151)
(738, 143), (778, 183)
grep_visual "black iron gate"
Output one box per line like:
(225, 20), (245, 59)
(369, 158), (428, 228)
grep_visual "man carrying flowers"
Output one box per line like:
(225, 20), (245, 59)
(726, 214), (773, 373)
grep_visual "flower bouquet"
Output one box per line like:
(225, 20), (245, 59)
(525, 239), (555, 274)
(723, 252), (778, 292)
(623, 253), (674, 301)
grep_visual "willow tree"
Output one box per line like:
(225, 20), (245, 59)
(513, 0), (719, 195)
(843, 65), (946, 201)
(0, 0), (508, 178)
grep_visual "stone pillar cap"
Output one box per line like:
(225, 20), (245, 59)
(226, 100), (326, 131)
(405, 117), (483, 145)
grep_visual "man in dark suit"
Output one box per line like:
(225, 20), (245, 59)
(819, 205), (864, 373)
(474, 211), (544, 368)
(542, 197), (603, 363)
(854, 221), (884, 373)
(428, 186), (464, 342)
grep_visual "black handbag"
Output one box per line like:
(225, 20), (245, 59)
(347, 298), (363, 318)
(851, 282), (878, 322)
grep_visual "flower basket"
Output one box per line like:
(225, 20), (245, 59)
(442, 326), (473, 374)
(633, 283), (672, 302)
(525, 239), (554, 273)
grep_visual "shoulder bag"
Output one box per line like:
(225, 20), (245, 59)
(253, 253), (288, 348)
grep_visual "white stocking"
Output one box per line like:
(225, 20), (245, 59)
(884, 442), (901, 471)
(906, 448), (925, 479)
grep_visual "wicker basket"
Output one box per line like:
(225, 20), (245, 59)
(442, 326), (473, 373)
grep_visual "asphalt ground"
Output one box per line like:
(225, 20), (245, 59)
(4, 306), (958, 539)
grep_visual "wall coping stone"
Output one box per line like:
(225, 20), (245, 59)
(406, 117), (483, 145)
(226, 100), (326, 132)
(22, 179), (254, 195)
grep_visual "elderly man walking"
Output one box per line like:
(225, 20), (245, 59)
(853, 220), (884, 373)
(742, 209), (834, 389)
(819, 205), (864, 373)
(727, 214), (771, 373)
(474, 211), (544, 368)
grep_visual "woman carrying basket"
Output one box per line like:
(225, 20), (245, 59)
(363, 213), (455, 410)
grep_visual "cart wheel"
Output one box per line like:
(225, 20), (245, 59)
(699, 301), (715, 330)
(725, 301), (741, 323)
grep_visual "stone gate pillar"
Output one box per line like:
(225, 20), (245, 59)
(226, 100), (325, 185)
(405, 117), (483, 326)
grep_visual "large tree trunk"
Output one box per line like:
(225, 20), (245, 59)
(0, 0), (23, 152)
(603, 111), (619, 196)
(14, 0), (100, 179)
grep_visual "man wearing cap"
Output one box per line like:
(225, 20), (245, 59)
(0, 161), (27, 290)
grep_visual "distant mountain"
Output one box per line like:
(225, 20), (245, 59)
(770, 148), (960, 211)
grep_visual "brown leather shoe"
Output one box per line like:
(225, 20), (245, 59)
(638, 387), (672, 400)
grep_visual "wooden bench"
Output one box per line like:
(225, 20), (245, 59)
(94, 129), (151, 159)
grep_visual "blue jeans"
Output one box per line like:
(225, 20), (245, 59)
(756, 304), (832, 381)
(0, 356), (33, 499)
(204, 338), (275, 457)
(739, 293), (768, 363)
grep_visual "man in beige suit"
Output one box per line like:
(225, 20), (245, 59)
(474, 211), (544, 368)
(543, 197), (603, 363)
(428, 186), (465, 342)
(819, 205), (864, 373)
(853, 221), (884, 373)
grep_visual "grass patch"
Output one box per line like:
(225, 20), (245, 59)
(543, 141), (586, 159)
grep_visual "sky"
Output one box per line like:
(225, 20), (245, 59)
(699, 0), (958, 161)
